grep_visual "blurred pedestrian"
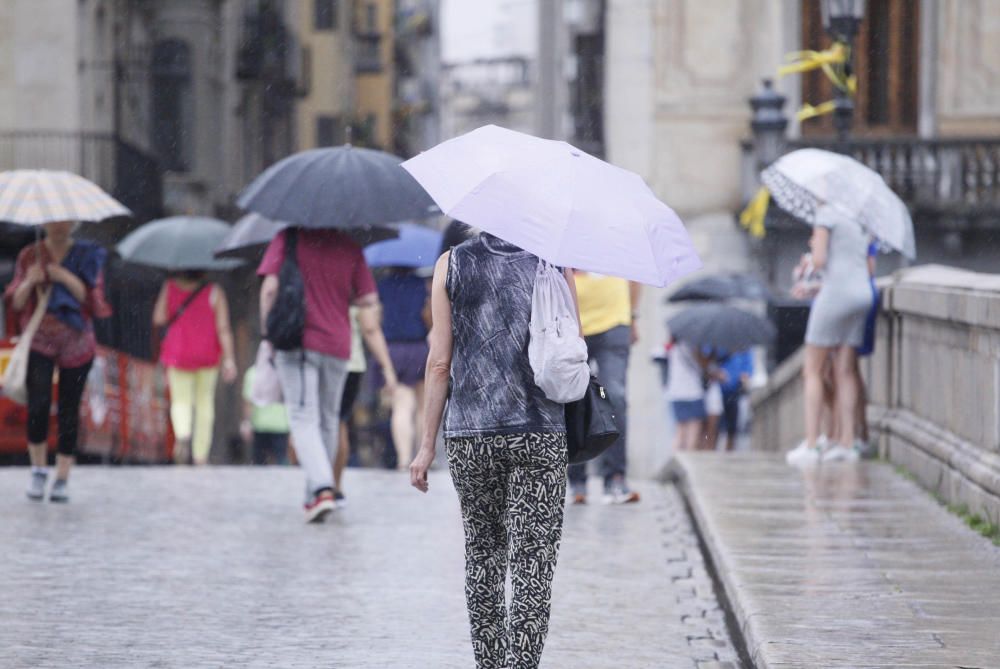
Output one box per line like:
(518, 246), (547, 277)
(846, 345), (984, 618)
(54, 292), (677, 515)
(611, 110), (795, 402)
(410, 234), (578, 668)
(665, 339), (709, 452)
(153, 271), (237, 465)
(718, 349), (754, 451)
(4, 221), (110, 502)
(567, 272), (641, 504)
(375, 267), (429, 471)
(787, 208), (872, 466)
(258, 229), (377, 523)
(241, 363), (290, 465)
(334, 305), (397, 504)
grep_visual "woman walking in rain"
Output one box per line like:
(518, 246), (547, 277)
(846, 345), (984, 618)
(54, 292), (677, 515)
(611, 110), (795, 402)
(5, 221), (110, 502)
(153, 271), (237, 465)
(786, 207), (872, 466)
(410, 233), (580, 668)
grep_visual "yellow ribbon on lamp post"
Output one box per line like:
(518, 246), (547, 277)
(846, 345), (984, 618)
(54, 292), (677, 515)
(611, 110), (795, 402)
(739, 187), (771, 239)
(778, 41), (857, 121)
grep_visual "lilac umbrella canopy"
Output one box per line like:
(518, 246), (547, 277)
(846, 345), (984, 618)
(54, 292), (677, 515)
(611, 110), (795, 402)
(401, 125), (702, 287)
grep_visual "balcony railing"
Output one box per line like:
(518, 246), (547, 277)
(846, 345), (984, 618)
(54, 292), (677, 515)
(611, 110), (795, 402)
(0, 131), (162, 223)
(236, 4), (304, 96)
(741, 136), (1000, 225)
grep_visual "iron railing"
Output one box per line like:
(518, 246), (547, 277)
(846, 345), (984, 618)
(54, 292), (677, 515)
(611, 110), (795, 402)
(742, 136), (1000, 223)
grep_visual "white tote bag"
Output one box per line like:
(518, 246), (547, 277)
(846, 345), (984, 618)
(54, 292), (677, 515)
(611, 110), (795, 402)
(250, 339), (283, 406)
(528, 261), (590, 403)
(1, 288), (52, 406)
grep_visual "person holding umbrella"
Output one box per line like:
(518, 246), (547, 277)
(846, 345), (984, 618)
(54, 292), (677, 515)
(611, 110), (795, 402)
(758, 149), (914, 465)
(0, 169), (127, 502)
(403, 125), (701, 667)
(240, 144), (436, 522)
(117, 216), (242, 466)
(152, 269), (238, 465)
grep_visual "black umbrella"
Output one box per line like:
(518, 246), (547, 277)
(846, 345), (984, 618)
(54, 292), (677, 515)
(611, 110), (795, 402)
(668, 273), (771, 302)
(237, 146), (438, 230)
(667, 304), (775, 351)
(213, 212), (399, 261)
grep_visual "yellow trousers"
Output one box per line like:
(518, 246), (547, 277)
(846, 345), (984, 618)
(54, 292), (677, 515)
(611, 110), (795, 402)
(166, 367), (219, 464)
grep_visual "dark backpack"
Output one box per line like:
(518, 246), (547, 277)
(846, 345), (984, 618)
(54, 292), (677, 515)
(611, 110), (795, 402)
(266, 228), (306, 351)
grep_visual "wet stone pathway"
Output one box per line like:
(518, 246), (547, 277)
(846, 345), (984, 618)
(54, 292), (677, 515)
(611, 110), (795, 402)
(0, 466), (739, 668)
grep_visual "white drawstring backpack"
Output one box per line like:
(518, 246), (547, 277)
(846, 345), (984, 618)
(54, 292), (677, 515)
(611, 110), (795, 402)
(528, 261), (590, 403)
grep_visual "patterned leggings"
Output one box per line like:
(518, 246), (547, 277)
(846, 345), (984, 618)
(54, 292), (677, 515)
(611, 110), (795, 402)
(447, 432), (567, 669)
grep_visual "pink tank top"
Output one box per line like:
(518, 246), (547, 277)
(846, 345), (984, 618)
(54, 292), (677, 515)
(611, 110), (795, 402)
(159, 281), (222, 370)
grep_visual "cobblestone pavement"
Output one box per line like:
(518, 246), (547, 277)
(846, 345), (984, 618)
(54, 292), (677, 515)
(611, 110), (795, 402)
(0, 466), (739, 668)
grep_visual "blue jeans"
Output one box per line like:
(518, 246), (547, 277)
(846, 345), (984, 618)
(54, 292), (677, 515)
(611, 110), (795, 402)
(568, 325), (630, 491)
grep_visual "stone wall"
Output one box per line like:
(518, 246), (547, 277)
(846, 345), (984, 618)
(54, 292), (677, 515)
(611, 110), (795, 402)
(751, 265), (1000, 525)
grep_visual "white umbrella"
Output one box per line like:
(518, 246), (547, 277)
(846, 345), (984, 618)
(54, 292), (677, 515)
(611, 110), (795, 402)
(762, 148), (916, 259)
(400, 125), (702, 287)
(0, 169), (131, 225)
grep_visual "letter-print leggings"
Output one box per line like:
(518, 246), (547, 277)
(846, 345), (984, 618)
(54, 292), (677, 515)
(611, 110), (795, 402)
(447, 432), (567, 669)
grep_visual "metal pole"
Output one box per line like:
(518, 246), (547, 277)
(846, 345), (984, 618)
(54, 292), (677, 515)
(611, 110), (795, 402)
(536, 0), (563, 139)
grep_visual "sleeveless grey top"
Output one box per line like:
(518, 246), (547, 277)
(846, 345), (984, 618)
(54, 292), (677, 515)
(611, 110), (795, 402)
(443, 233), (565, 438)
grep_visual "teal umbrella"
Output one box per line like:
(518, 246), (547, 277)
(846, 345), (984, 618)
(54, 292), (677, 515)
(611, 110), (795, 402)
(116, 216), (242, 271)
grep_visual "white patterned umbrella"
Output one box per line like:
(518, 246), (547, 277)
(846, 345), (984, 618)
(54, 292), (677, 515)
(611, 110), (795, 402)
(761, 148), (915, 259)
(0, 169), (132, 225)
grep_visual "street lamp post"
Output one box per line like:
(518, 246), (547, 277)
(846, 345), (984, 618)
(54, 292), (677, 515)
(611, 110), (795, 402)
(821, 0), (866, 140)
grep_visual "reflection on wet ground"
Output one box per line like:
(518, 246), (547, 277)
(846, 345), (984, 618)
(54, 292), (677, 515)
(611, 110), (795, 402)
(678, 452), (1000, 669)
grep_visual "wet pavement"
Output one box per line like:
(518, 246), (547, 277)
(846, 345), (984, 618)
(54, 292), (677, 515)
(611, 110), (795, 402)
(0, 466), (738, 668)
(676, 452), (1000, 669)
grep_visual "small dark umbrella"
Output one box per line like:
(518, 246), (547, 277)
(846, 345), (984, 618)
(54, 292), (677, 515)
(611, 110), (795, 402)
(667, 304), (775, 351)
(213, 212), (398, 261)
(668, 273), (771, 302)
(237, 146), (438, 230)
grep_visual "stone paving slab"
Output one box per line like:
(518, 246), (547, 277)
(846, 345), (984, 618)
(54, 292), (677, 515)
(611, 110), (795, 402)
(675, 452), (1000, 669)
(0, 466), (737, 668)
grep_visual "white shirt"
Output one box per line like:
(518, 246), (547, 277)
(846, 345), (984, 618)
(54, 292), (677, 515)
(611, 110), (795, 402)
(665, 342), (704, 401)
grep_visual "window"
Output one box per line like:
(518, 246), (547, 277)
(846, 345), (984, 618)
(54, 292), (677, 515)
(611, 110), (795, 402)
(316, 115), (342, 146)
(314, 0), (338, 31)
(800, 0), (919, 135)
(151, 39), (192, 172)
(366, 2), (377, 32)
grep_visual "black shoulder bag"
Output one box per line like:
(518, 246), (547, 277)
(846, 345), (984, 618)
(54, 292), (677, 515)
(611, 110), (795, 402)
(266, 228), (306, 351)
(565, 375), (620, 465)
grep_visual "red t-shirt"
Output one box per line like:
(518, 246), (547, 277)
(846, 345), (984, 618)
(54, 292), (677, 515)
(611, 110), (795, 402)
(257, 229), (376, 360)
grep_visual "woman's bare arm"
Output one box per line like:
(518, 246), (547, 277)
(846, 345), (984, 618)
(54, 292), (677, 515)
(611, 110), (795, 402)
(410, 252), (453, 493)
(358, 303), (398, 393)
(152, 282), (169, 327)
(213, 286), (237, 382)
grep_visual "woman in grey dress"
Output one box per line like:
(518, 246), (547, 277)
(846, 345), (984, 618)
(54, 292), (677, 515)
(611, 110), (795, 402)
(787, 205), (872, 465)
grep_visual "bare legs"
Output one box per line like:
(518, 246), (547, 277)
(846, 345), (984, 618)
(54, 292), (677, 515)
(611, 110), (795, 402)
(833, 345), (859, 448)
(803, 345), (831, 449)
(390, 382), (424, 470)
(672, 420), (703, 452)
(805, 344), (862, 451)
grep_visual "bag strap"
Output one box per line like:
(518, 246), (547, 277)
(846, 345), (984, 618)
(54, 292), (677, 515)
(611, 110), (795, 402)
(20, 287), (52, 341)
(161, 281), (209, 338)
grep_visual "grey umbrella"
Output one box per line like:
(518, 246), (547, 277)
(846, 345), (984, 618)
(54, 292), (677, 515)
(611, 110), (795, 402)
(213, 212), (399, 261)
(667, 304), (775, 351)
(236, 146), (438, 230)
(116, 216), (243, 271)
(667, 273), (771, 302)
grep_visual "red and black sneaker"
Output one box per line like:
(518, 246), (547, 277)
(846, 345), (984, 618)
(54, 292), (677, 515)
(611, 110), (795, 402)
(304, 491), (336, 523)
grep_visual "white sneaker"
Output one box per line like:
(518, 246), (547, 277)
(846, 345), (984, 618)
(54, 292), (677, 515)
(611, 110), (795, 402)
(822, 445), (861, 463)
(786, 442), (822, 466)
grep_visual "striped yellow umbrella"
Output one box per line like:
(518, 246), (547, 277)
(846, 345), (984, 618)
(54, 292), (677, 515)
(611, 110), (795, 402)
(0, 169), (131, 226)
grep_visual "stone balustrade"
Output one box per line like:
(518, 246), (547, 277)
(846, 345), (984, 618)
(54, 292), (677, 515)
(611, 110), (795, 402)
(751, 264), (1000, 524)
